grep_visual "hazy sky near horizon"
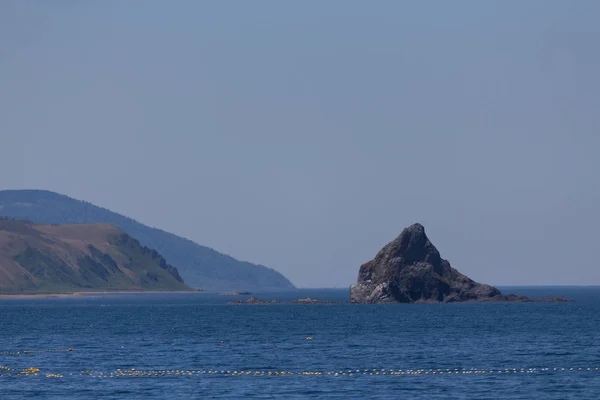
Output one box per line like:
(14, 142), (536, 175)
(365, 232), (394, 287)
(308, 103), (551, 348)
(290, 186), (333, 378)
(1, 1), (599, 288)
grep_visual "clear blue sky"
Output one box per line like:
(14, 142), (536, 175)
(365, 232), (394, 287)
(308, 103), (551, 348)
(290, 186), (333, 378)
(1, 1), (599, 287)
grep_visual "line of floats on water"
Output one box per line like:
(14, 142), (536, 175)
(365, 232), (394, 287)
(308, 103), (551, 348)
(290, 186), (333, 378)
(2, 366), (600, 379)
(2, 348), (600, 379)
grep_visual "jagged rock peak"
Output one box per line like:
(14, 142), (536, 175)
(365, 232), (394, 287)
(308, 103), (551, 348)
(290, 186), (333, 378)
(351, 223), (501, 303)
(387, 223), (440, 264)
(350, 223), (571, 304)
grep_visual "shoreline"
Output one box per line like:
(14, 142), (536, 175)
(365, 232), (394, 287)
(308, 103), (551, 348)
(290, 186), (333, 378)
(0, 290), (204, 299)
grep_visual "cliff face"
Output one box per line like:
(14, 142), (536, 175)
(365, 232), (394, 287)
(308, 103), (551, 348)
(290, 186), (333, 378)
(350, 223), (503, 303)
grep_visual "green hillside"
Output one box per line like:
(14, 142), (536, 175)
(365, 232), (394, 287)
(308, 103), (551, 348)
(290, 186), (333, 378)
(0, 219), (190, 294)
(0, 190), (295, 291)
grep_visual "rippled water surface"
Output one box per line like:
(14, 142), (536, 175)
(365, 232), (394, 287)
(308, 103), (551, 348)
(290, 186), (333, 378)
(1, 287), (600, 399)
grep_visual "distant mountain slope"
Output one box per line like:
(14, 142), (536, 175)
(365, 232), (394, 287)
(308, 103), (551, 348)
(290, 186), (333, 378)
(0, 190), (295, 291)
(0, 219), (190, 294)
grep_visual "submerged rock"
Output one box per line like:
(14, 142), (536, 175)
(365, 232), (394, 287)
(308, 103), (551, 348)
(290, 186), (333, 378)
(350, 223), (570, 304)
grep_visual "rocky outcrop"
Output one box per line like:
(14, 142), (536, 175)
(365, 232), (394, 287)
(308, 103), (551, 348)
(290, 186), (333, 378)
(241, 297), (276, 304)
(292, 297), (321, 304)
(350, 223), (569, 304)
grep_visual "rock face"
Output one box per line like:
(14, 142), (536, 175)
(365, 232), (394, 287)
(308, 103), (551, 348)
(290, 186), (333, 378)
(351, 223), (510, 303)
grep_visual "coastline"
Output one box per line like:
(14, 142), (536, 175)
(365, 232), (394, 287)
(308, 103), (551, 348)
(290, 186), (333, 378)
(0, 290), (204, 299)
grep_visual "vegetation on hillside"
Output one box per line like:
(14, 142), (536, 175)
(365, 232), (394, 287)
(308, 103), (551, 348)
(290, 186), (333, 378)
(0, 190), (295, 291)
(0, 219), (191, 294)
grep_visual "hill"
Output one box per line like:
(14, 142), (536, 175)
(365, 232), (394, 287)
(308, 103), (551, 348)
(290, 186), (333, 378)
(0, 219), (190, 294)
(0, 190), (295, 291)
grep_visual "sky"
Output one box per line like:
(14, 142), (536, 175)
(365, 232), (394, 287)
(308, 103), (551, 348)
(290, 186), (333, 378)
(1, 1), (599, 288)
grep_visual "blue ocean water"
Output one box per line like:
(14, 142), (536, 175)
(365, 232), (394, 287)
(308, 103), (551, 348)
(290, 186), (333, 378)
(1, 287), (600, 399)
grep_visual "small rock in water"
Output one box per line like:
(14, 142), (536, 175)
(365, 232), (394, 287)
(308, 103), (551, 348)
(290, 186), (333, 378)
(292, 297), (320, 304)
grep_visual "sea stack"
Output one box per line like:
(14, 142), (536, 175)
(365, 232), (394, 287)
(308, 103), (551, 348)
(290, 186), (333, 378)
(350, 223), (506, 303)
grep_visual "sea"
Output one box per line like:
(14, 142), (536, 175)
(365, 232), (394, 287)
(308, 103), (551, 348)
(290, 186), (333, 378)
(1, 287), (599, 399)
